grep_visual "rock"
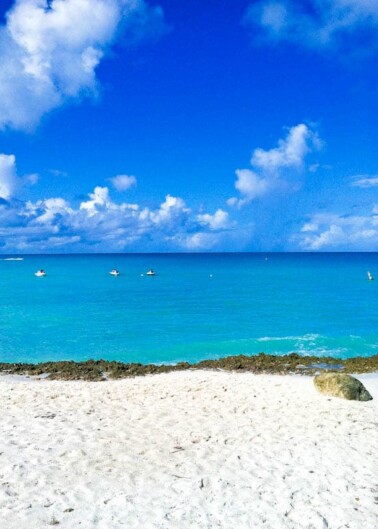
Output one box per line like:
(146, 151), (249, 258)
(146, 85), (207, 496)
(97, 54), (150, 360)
(314, 373), (373, 401)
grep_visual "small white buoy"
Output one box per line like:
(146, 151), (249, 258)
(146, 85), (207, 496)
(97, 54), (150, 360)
(209, 274), (213, 278)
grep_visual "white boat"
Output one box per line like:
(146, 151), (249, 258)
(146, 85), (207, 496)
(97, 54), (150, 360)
(367, 271), (374, 281)
(146, 269), (155, 276)
(35, 269), (46, 277)
(109, 269), (120, 276)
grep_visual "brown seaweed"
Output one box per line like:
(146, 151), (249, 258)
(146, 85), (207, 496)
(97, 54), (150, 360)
(0, 352), (377, 381)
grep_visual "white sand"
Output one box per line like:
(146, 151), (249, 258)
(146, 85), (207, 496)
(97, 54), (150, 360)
(0, 371), (377, 529)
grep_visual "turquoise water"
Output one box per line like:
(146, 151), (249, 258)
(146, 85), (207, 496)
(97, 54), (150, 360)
(0, 253), (377, 364)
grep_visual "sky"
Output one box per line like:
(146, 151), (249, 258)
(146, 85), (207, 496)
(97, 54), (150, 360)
(0, 0), (377, 253)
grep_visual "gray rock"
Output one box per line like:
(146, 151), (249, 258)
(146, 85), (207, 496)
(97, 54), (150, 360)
(314, 373), (373, 401)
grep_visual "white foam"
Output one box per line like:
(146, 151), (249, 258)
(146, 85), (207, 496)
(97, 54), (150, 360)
(257, 333), (322, 342)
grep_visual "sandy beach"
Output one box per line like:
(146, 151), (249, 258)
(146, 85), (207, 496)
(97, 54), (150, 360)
(0, 371), (377, 529)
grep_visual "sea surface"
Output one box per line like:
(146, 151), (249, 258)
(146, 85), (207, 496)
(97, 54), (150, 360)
(0, 253), (377, 364)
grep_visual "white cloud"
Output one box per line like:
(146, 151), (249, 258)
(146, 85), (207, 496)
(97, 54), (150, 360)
(303, 224), (345, 250)
(228, 124), (321, 207)
(258, 1), (288, 35)
(32, 197), (73, 224)
(197, 209), (229, 230)
(0, 0), (166, 131)
(0, 154), (19, 200)
(351, 175), (378, 188)
(183, 232), (220, 250)
(301, 222), (319, 232)
(25, 173), (39, 185)
(251, 124), (321, 173)
(110, 174), (137, 191)
(42, 235), (81, 248)
(296, 209), (378, 250)
(228, 170), (270, 208)
(247, 0), (378, 50)
(0, 153), (39, 199)
(0, 155), (238, 252)
(80, 186), (113, 215)
(146, 194), (190, 226)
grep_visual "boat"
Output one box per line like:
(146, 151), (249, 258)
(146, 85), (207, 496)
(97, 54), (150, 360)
(146, 269), (155, 276)
(109, 269), (120, 276)
(367, 271), (374, 281)
(35, 269), (46, 277)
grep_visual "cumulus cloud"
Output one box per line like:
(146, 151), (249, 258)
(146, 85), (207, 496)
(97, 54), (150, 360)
(110, 174), (137, 191)
(246, 0), (378, 50)
(0, 154), (19, 200)
(143, 194), (190, 227)
(227, 170), (269, 207)
(79, 186), (115, 215)
(295, 209), (378, 250)
(0, 154), (239, 252)
(29, 197), (73, 224)
(0, 152), (38, 199)
(251, 124), (322, 173)
(0, 0), (166, 131)
(197, 209), (230, 230)
(228, 124), (321, 207)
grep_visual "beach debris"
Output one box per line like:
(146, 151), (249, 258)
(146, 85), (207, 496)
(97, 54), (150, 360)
(314, 373), (373, 401)
(36, 413), (56, 419)
(171, 446), (184, 453)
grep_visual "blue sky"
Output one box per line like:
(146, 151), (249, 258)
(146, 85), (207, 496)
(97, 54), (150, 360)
(0, 0), (377, 252)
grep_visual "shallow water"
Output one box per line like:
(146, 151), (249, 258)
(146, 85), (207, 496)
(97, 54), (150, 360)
(0, 253), (377, 363)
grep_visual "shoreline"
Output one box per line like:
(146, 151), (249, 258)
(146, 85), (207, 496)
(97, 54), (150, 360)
(1, 352), (378, 381)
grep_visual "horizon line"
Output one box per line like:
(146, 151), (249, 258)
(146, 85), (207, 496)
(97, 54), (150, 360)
(1, 251), (378, 256)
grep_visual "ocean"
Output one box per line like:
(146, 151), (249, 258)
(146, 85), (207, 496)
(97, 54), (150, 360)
(0, 253), (377, 364)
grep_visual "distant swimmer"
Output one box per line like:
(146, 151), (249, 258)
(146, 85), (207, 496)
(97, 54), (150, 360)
(367, 271), (374, 281)
(109, 269), (120, 276)
(35, 269), (46, 277)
